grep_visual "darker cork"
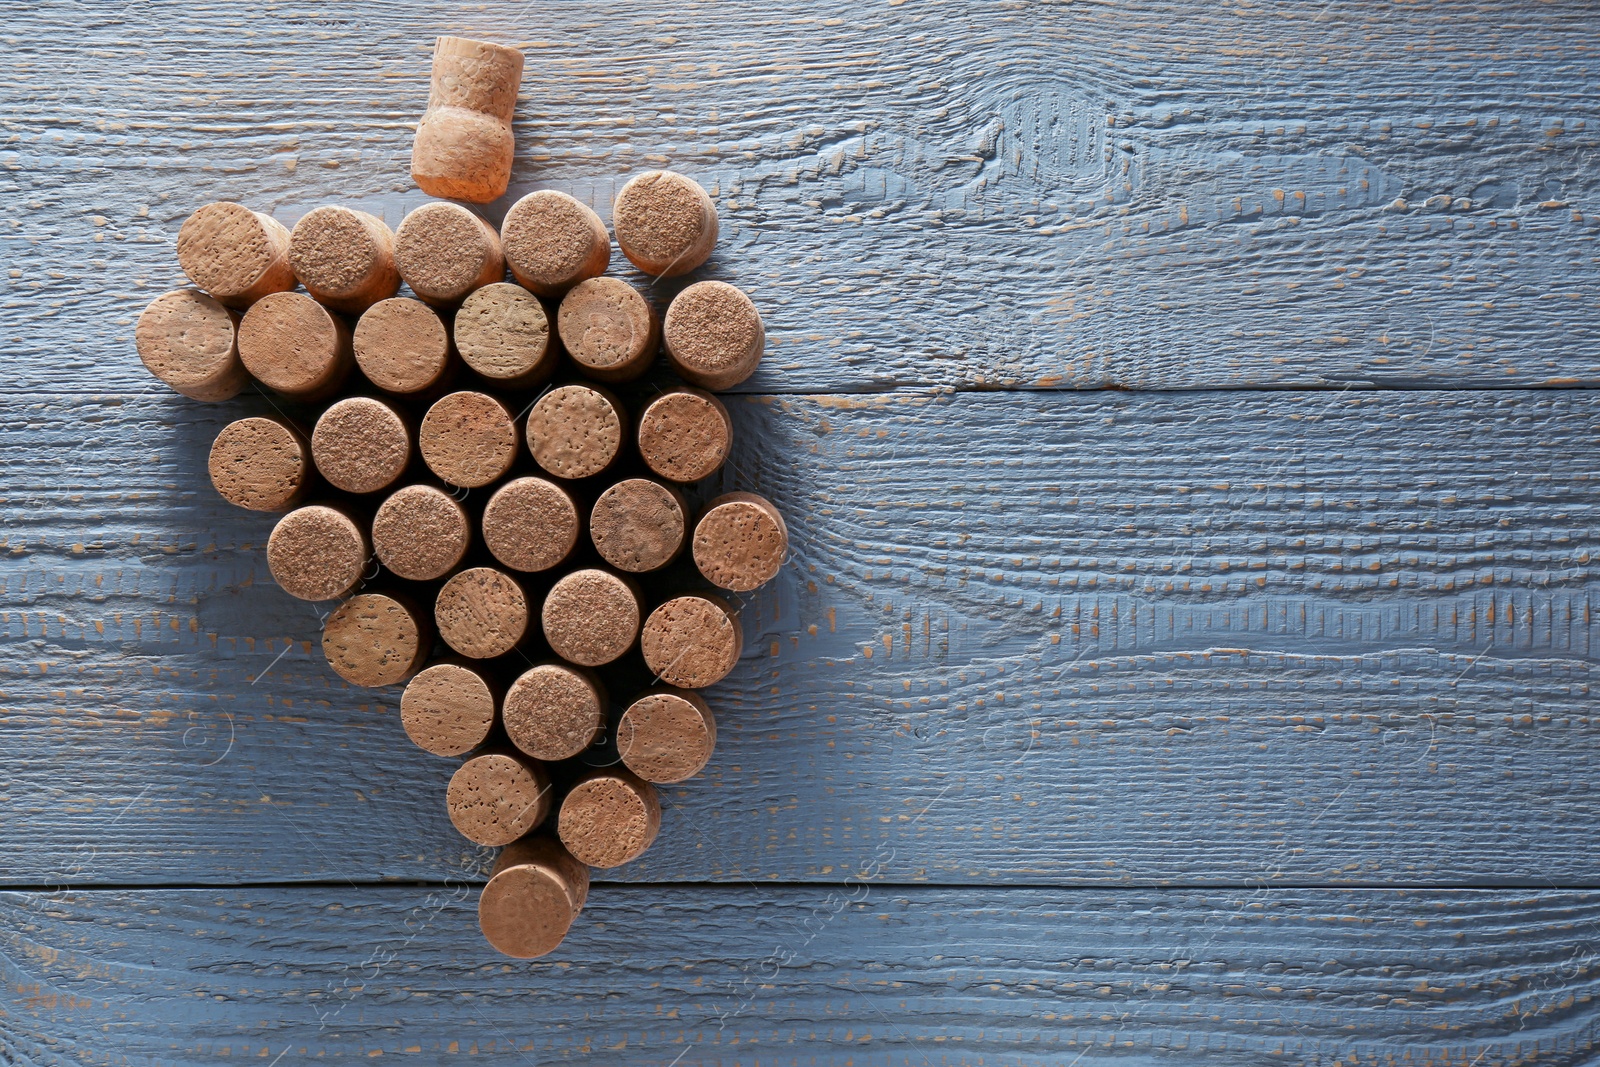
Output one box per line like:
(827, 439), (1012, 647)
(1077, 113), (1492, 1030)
(556, 767), (661, 869)
(617, 688), (717, 784)
(612, 170), (718, 278)
(237, 291), (354, 402)
(482, 476), (582, 573)
(175, 201), (296, 309)
(372, 484), (471, 581)
(353, 297), (454, 396)
(502, 662), (607, 762)
(288, 206), (401, 315)
(321, 591), (433, 688)
(479, 834), (589, 959)
(692, 492), (789, 592)
(500, 190), (610, 296)
(590, 478), (687, 574)
(636, 387), (733, 484)
(447, 752), (553, 847)
(640, 593), (742, 689)
(525, 383), (625, 481)
(266, 504), (369, 602)
(311, 397), (412, 496)
(662, 280), (764, 390)
(400, 661), (497, 757)
(453, 282), (556, 389)
(209, 416), (309, 512)
(435, 566), (530, 659)
(419, 390), (519, 488)
(393, 202), (505, 307)
(135, 289), (247, 402)
(556, 276), (659, 383)
(541, 568), (642, 667)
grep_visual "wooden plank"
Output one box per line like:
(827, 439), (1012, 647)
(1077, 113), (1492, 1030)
(4, 388), (1598, 885)
(4, 0), (1600, 393)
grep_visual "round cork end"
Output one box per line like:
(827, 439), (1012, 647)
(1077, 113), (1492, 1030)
(353, 297), (453, 395)
(401, 662), (496, 757)
(613, 170), (719, 278)
(266, 505), (369, 602)
(542, 569), (642, 667)
(557, 769), (661, 869)
(394, 202), (504, 307)
(436, 567), (530, 659)
(479, 836), (588, 960)
(637, 388), (733, 484)
(311, 397), (412, 495)
(419, 390), (518, 488)
(590, 478), (686, 574)
(501, 191), (610, 297)
(237, 291), (354, 402)
(525, 384), (625, 481)
(288, 206), (400, 315)
(618, 689), (717, 784)
(135, 289), (246, 402)
(503, 662), (607, 761)
(482, 477), (581, 573)
(640, 594), (743, 689)
(453, 282), (556, 388)
(693, 492), (788, 592)
(662, 281), (764, 390)
(556, 277), (659, 383)
(322, 592), (432, 687)
(372, 484), (470, 581)
(175, 202), (296, 309)
(209, 416), (309, 512)
(447, 753), (552, 848)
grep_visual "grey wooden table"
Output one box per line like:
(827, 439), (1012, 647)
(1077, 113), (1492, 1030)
(4, 1), (1599, 1063)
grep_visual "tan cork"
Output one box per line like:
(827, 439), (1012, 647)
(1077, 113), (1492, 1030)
(662, 280), (764, 390)
(502, 662), (607, 762)
(371, 484), (471, 581)
(590, 478), (687, 574)
(412, 36), (524, 204)
(617, 688), (717, 784)
(557, 767), (661, 869)
(134, 289), (247, 402)
(541, 568), (642, 667)
(419, 390), (518, 488)
(208, 416), (309, 512)
(435, 566), (530, 660)
(400, 661), (497, 757)
(636, 387), (733, 484)
(479, 835), (589, 959)
(447, 751), (552, 848)
(641, 593), (743, 689)
(453, 282), (556, 389)
(321, 591), (433, 688)
(175, 202), (296, 310)
(353, 297), (454, 396)
(556, 276), (659, 383)
(482, 476), (581, 573)
(693, 492), (788, 592)
(266, 504), (369, 602)
(525, 383), (625, 481)
(311, 397), (412, 496)
(288, 207), (401, 315)
(613, 170), (718, 278)
(237, 291), (355, 402)
(393, 201), (504, 307)
(501, 190), (610, 296)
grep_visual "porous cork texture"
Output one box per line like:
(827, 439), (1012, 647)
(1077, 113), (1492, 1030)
(617, 688), (717, 784)
(394, 202), (504, 307)
(412, 37), (524, 204)
(288, 206), (401, 315)
(453, 282), (555, 388)
(693, 492), (789, 592)
(401, 662), (496, 757)
(479, 835), (589, 959)
(640, 593), (743, 689)
(525, 383), (624, 481)
(590, 478), (686, 574)
(500, 190), (610, 296)
(353, 297), (454, 395)
(311, 397), (412, 495)
(482, 477), (581, 573)
(420, 390), (518, 488)
(447, 752), (552, 847)
(209, 416), (309, 512)
(435, 567), (529, 659)
(636, 387), (733, 484)
(556, 277), (659, 383)
(322, 592), (432, 688)
(541, 568), (642, 667)
(237, 291), (354, 402)
(175, 202), (296, 309)
(557, 768), (662, 869)
(135, 289), (246, 402)
(612, 170), (718, 278)
(372, 484), (470, 581)
(502, 662), (606, 762)
(266, 505), (369, 602)
(662, 280), (765, 390)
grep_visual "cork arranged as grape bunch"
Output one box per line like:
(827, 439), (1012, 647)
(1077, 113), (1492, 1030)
(133, 36), (787, 960)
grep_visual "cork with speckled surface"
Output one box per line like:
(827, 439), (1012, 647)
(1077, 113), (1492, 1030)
(287, 206), (400, 315)
(265, 504), (369, 602)
(640, 592), (742, 688)
(590, 478), (686, 574)
(134, 289), (246, 402)
(435, 566), (530, 659)
(479, 834), (589, 959)
(612, 170), (718, 278)
(502, 662), (607, 762)
(208, 416), (309, 512)
(446, 752), (552, 847)
(321, 591), (432, 688)
(400, 662), (496, 757)
(371, 484), (470, 582)
(236, 291), (354, 402)
(175, 201), (296, 310)
(556, 276), (659, 383)
(557, 767), (661, 868)
(394, 201), (504, 307)
(525, 383), (625, 481)
(541, 568), (642, 667)
(617, 688), (717, 784)
(419, 390), (518, 488)
(411, 36), (523, 204)
(482, 476), (581, 573)
(692, 491), (788, 592)
(636, 387), (732, 484)
(500, 190), (610, 296)
(311, 396), (412, 496)
(662, 280), (764, 390)
(353, 297), (454, 396)
(452, 282), (556, 389)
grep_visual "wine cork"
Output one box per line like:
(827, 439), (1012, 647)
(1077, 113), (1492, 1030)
(618, 688), (717, 784)
(502, 662), (606, 761)
(453, 282), (556, 389)
(311, 397), (412, 496)
(557, 767), (661, 869)
(394, 201), (504, 307)
(662, 281), (764, 390)
(411, 36), (524, 204)
(556, 277), (659, 383)
(175, 201), (296, 309)
(541, 568), (642, 667)
(372, 484), (470, 581)
(500, 190), (610, 296)
(419, 390), (518, 488)
(134, 289), (247, 402)
(589, 478), (686, 574)
(479, 835), (589, 959)
(640, 593), (743, 689)
(266, 505), (369, 602)
(482, 476), (581, 573)
(208, 416), (309, 512)
(637, 387), (733, 484)
(446, 752), (552, 847)
(352, 297), (454, 396)
(237, 291), (355, 402)
(288, 206), (401, 315)
(525, 383), (625, 481)
(400, 661), (496, 757)
(435, 567), (530, 659)
(322, 591), (433, 688)
(612, 170), (718, 278)
(693, 492), (788, 592)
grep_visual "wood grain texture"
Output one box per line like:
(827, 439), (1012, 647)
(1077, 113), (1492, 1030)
(4, 1), (1600, 393)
